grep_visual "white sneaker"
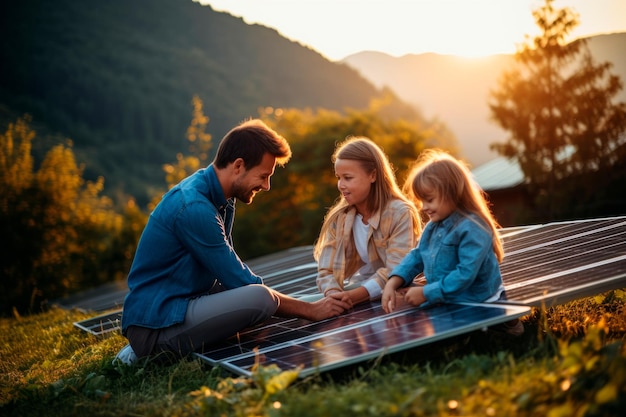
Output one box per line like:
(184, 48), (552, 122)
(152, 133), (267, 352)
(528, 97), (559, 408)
(113, 344), (137, 365)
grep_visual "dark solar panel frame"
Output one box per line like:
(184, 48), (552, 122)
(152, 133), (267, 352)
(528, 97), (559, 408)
(73, 310), (122, 337)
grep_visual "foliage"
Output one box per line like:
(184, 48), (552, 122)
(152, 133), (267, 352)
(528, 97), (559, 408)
(162, 95), (213, 191)
(0, 116), (145, 316)
(488, 0), (626, 222)
(187, 358), (301, 417)
(1, 290), (625, 416)
(233, 93), (443, 259)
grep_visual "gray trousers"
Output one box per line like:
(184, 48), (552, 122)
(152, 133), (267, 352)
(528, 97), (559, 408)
(127, 284), (279, 359)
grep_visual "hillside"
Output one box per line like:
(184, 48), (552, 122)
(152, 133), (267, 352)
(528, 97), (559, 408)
(0, 0), (399, 204)
(343, 32), (626, 167)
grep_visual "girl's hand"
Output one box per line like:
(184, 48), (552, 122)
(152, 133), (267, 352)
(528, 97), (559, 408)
(382, 276), (404, 313)
(404, 286), (427, 307)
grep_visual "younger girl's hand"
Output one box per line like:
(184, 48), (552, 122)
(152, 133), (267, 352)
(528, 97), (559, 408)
(382, 276), (404, 313)
(381, 287), (396, 313)
(404, 286), (427, 307)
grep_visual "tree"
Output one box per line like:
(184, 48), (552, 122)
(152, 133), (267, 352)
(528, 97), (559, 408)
(162, 95), (213, 191)
(488, 0), (626, 221)
(0, 116), (141, 316)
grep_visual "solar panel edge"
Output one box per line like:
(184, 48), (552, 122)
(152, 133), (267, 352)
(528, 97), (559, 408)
(72, 309), (122, 337)
(195, 303), (531, 378)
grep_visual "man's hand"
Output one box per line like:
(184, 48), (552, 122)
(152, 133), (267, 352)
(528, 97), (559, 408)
(275, 290), (351, 321)
(307, 292), (353, 320)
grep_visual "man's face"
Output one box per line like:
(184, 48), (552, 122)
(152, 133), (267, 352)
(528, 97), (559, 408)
(231, 153), (276, 204)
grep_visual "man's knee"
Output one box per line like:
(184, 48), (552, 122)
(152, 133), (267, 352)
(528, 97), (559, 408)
(246, 284), (280, 318)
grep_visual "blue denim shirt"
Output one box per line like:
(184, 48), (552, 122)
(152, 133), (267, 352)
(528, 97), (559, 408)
(390, 211), (503, 305)
(121, 165), (262, 333)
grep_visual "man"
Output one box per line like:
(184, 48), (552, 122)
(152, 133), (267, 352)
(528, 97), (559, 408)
(115, 119), (352, 364)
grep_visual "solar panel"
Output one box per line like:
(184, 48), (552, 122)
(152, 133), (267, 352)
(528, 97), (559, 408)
(498, 216), (626, 306)
(70, 215), (626, 377)
(57, 280), (128, 313)
(59, 246), (314, 314)
(246, 245), (315, 276)
(193, 301), (529, 378)
(73, 310), (122, 336)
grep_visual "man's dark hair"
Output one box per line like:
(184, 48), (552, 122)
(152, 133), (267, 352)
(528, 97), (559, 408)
(213, 119), (291, 169)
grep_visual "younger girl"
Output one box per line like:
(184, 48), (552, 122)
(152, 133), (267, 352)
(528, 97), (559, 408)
(382, 149), (522, 335)
(314, 137), (422, 307)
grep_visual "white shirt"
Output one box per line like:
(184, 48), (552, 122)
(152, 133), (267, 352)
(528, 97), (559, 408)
(352, 214), (382, 299)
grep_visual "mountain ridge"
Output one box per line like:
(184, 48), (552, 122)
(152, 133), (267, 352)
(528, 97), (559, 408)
(342, 32), (626, 166)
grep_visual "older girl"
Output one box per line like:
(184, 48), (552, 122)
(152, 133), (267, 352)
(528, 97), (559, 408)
(314, 137), (421, 307)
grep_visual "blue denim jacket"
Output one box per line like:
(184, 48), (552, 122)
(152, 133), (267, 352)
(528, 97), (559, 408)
(121, 165), (261, 333)
(390, 211), (503, 305)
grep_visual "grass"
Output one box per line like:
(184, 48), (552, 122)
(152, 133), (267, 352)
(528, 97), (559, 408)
(1, 289), (625, 417)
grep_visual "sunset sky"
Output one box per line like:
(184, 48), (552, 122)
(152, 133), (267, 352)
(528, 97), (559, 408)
(199, 0), (626, 61)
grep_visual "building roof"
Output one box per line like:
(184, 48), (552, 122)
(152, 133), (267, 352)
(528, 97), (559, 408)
(472, 156), (524, 191)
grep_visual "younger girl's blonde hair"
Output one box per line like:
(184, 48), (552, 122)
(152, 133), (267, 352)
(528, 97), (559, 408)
(404, 149), (504, 262)
(314, 136), (421, 260)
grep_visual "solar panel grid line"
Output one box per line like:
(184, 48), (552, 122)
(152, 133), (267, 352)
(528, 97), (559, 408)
(262, 262), (317, 278)
(262, 264), (317, 285)
(246, 244), (312, 263)
(265, 273), (316, 291)
(500, 234), (626, 280)
(506, 255), (626, 290)
(504, 261), (626, 299)
(517, 219), (624, 249)
(503, 219), (626, 256)
(247, 248), (314, 275)
(540, 215), (626, 225)
(498, 224), (543, 239)
(498, 217), (626, 305)
(286, 286), (321, 298)
(500, 238), (626, 285)
(511, 273), (626, 306)
(500, 221), (624, 262)
(251, 261), (313, 277)
(501, 219), (618, 253)
(503, 242), (625, 272)
(269, 278), (318, 294)
(500, 218), (612, 246)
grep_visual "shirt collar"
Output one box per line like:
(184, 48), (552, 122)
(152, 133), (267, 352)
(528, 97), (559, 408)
(438, 210), (462, 229)
(204, 164), (230, 211)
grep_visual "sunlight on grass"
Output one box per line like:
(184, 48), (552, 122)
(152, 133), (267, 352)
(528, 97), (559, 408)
(1, 289), (625, 416)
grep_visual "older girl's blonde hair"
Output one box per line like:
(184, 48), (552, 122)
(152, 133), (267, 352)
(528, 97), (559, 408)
(314, 136), (421, 260)
(404, 149), (504, 262)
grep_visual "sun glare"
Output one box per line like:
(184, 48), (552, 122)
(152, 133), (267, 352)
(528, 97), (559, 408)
(201, 0), (625, 61)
